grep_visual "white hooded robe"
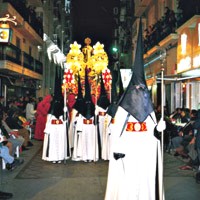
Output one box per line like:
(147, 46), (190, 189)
(104, 106), (163, 200)
(42, 114), (70, 162)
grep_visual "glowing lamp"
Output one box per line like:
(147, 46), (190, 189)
(112, 46), (118, 53)
(0, 14), (17, 43)
(0, 24), (11, 43)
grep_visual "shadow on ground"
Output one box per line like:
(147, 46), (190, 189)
(16, 147), (109, 179)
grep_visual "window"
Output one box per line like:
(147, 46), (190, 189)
(16, 37), (20, 49)
(29, 46), (32, 56)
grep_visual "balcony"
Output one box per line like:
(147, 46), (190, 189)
(0, 43), (43, 80)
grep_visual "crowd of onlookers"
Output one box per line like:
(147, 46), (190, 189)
(144, 1), (200, 53)
(144, 7), (177, 53)
(155, 104), (200, 182)
(0, 96), (47, 199)
(0, 95), (43, 171)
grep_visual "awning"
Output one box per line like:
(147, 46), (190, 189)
(156, 68), (200, 81)
(156, 74), (200, 81)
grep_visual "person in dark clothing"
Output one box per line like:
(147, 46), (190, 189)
(170, 107), (182, 121)
(173, 109), (197, 157)
(5, 110), (31, 149)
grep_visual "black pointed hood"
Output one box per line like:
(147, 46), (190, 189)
(54, 68), (63, 101)
(73, 75), (85, 115)
(106, 68), (123, 118)
(49, 68), (64, 119)
(118, 67), (124, 99)
(97, 75), (110, 110)
(118, 18), (154, 122)
(82, 68), (95, 119)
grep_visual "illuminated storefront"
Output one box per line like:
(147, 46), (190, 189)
(143, 15), (200, 112)
(176, 15), (200, 110)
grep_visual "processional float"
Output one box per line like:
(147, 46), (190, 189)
(62, 38), (112, 114)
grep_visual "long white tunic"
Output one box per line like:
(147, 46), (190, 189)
(68, 108), (78, 149)
(72, 114), (84, 161)
(101, 114), (113, 160)
(42, 114), (71, 162)
(95, 105), (109, 159)
(72, 115), (99, 162)
(104, 106), (163, 200)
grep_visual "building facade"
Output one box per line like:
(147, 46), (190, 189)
(133, 0), (200, 113)
(0, 0), (72, 103)
(112, 0), (134, 69)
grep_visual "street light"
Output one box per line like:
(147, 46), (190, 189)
(0, 14), (17, 43)
(112, 46), (118, 53)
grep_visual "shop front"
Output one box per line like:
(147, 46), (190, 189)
(176, 15), (200, 110)
(144, 15), (200, 113)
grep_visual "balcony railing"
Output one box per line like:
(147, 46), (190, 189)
(23, 51), (34, 70)
(143, 8), (178, 53)
(143, 3), (200, 53)
(35, 60), (43, 74)
(0, 43), (21, 65)
(0, 43), (43, 75)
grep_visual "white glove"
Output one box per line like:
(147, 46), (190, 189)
(156, 118), (166, 132)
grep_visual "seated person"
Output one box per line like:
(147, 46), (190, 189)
(172, 109), (197, 156)
(179, 136), (199, 170)
(154, 105), (178, 149)
(4, 109), (32, 148)
(0, 132), (14, 157)
(169, 107), (182, 121)
(0, 143), (24, 170)
(179, 108), (190, 123)
(1, 111), (25, 154)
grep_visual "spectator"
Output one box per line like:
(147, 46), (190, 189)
(173, 109), (196, 157)
(0, 144), (24, 171)
(0, 129), (14, 156)
(1, 111), (24, 156)
(17, 96), (26, 114)
(179, 136), (199, 170)
(155, 105), (178, 150)
(4, 110), (31, 150)
(180, 108), (190, 123)
(25, 97), (36, 124)
(170, 107), (182, 122)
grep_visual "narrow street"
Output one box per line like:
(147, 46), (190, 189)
(1, 139), (200, 200)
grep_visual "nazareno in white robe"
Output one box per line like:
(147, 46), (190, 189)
(101, 113), (114, 161)
(73, 115), (99, 162)
(42, 114), (71, 162)
(95, 105), (109, 159)
(104, 106), (163, 200)
(68, 108), (79, 149)
(72, 113), (84, 161)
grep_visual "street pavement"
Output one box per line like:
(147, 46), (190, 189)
(0, 139), (200, 200)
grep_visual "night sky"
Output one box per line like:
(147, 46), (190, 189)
(71, 0), (116, 54)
